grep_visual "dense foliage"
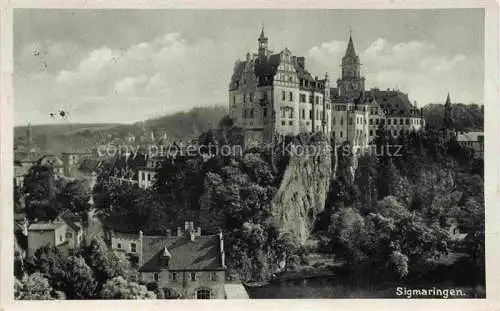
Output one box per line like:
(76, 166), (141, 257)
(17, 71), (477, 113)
(423, 103), (484, 131)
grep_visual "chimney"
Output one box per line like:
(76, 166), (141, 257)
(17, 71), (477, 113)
(139, 230), (144, 267)
(218, 231), (225, 268)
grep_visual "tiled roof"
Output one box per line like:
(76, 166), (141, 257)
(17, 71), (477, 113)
(29, 222), (62, 231)
(457, 132), (484, 142)
(367, 90), (421, 117)
(139, 234), (223, 272)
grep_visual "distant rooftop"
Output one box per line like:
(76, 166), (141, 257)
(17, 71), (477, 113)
(457, 131), (484, 142)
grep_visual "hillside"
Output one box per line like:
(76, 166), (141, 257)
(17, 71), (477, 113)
(14, 105), (228, 154)
(422, 103), (484, 131)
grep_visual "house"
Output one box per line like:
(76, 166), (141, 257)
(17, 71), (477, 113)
(109, 222), (227, 299)
(27, 211), (84, 258)
(14, 165), (30, 188)
(457, 131), (484, 159)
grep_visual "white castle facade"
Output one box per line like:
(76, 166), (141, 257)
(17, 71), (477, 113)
(228, 29), (426, 148)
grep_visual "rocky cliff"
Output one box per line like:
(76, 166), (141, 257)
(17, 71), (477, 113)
(270, 141), (336, 245)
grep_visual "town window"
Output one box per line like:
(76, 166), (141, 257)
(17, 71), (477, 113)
(190, 272), (197, 281)
(281, 109), (286, 118)
(393, 130), (397, 136)
(117, 243), (122, 249)
(309, 110), (312, 120)
(301, 109), (305, 119)
(263, 108), (267, 118)
(370, 130), (373, 136)
(309, 95), (313, 103)
(65, 232), (73, 239)
(300, 94), (306, 103)
(400, 119), (404, 125)
(289, 92), (293, 101)
(171, 272), (177, 281)
(196, 289), (210, 299)
(141, 172), (145, 181)
(375, 119), (379, 125)
(405, 118), (410, 125)
(282, 91), (286, 101)
(326, 104), (330, 110)
(332, 131), (335, 137)
(290, 109), (294, 119)
(60, 235), (63, 242)
(340, 118), (344, 126)
(289, 121), (293, 126)
(131, 243), (137, 253)
(154, 273), (159, 281)
(210, 272), (217, 281)
(387, 119), (391, 125)
(349, 117), (353, 125)
(315, 96), (319, 105)
(282, 121), (286, 126)
(340, 131), (343, 138)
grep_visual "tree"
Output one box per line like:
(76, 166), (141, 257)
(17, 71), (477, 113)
(23, 165), (65, 220)
(100, 276), (156, 299)
(79, 238), (128, 289)
(15, 273), (54, 300)
(60, 256), (97, 299)
(57, 179), (92, 218)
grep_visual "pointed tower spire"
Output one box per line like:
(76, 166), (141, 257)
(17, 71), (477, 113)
(258, 24), (268, 58)
(445, 92), (452, 105)
(259, 23), (266, 40)
(345, 30), (357, 58)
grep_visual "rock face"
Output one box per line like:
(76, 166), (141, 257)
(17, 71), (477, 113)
(270, 141), (336, 245)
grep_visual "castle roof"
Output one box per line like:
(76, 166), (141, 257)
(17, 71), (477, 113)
(365, 89), (421, 117)
(445, 93), (452, 106)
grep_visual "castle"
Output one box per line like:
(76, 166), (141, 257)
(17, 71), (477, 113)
(229, 28), (426, 148)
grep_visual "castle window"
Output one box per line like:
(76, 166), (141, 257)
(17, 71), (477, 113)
(349, 117), (353, 125)
(289, 76), (293, 82)
(282, 121), (286, 126)
(309, 110), (312, 120)
(154, 273), (159, 281)
(289, 92), (293, 101)
(327, 104), (330, 110)
(250, 93), (254, 102)
(405, 119), (410, 125)
(381, 119), (385, 125)
(370, 130), (373, 136)
(117, 243), (122, 249)
(400, 130), (404, 135)
(131, 243), (137, 253)
(301, 109), (305, 119)
(340, 118), (344, 126)
(190, 272), (197, 281)
(282, 91), (286, 101)
(340, 131), (343, 138)
(281, 109), (286, 118)
(387, 119), (391, 125)
(332, 131), (335, 137)
(263, 108), (267, 118)
(333, 117), (336, 125)
(171, 272), (178, 281)
(400, 119), (404, 125)
(289, 121), (293, 126)
(315, 96), (319, 105)
(309, 95), (313, 103)
(290, 109), (294, 119)
(243, 109), (247, 119)
(66, 232), (72, 239)
(376, 119), (379, 125)
(393, 130), (397, 136)
(300, 94), (306, 103)
(250, 108), (254, 118)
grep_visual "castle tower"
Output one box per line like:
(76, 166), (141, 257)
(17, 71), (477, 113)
(337, 29), (365, 100)
(444, 92), (453, 129)
(26, 123), (32, 145)
(258, 26), (268, 59)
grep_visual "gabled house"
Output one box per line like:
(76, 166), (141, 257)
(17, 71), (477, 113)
(109, 222), (227, 299)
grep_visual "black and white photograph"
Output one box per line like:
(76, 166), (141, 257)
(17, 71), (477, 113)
(7, 6), (494, 303)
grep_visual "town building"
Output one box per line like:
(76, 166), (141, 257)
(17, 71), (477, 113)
(37, 154), (64, 175)
(229, 28), (426, 148)
(457, 131), (484, 159)
(109, 222), (227, 299)
(137, 156), (162, 189)
(61, 152), (94, 177)
(26, 211), (84, 258)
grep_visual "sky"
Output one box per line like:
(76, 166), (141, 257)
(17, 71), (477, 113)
(14, 9), (484, 125)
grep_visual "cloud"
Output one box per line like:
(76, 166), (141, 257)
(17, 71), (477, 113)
(307, 38), (482, 107)
(16, 32), (231, 124)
